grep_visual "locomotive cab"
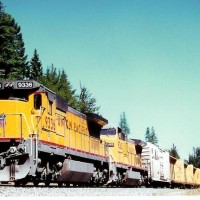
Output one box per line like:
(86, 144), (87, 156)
(0, 80), (43, 182)
(0, 80), (41, 142)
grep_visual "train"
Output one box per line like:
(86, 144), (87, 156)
(0, 79), (199, 188)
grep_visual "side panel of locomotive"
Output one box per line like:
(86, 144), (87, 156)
(31, 91), (106, 158)
(31, 91), (88, 149)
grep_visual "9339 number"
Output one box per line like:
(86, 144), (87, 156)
(17, 82), (33, 88)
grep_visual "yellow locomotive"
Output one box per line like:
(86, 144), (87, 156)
(0, 79), (146, 186)
(100, 126), (147, 185)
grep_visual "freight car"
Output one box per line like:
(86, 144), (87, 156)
(170, 156), (200, 188)
(141, 142), (171, 187)
(0, 79), (146, 187)
(141, 142), (200, 189)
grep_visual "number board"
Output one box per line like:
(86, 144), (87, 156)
(17, 82), (33, 88)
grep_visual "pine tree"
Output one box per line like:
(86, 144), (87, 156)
(41, 65), (59, 91)
(188, 147), (200, 168)
(76, 83), (100, 114)
(41, 66), (78, 108)
(0, 2), (29, 79)
(169, 143), (180, 159)
(119, 112), (130, 135)
(150, 127), (158, 145)
(145, 127), (150, 142)
(145, 126), (158, 145)
(56, 70), (77, 108)
(30, 49), (43, 81)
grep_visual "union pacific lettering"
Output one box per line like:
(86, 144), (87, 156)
(57, 115), (87, 134)
(57, 116), (66, 127)
(66, 119), (87, 134)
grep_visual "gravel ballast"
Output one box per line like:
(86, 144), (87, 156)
(0, 186), (199, 196)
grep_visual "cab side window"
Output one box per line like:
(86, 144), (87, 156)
(48, 100), (53, 115)
(34, 94), (42, 110)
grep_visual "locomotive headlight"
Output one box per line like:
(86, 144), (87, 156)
(9, 82), (14, 88)
(57, 162), (63, 168)
(9, 147), (17, 154)
(4, 82), (14, 88)
(4, 83), (9, 88)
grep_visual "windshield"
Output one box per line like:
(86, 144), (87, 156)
(100, 128), (116, 135)
(0, 89), (29, 101)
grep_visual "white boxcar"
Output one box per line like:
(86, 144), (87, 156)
(141, 142), (170, 185)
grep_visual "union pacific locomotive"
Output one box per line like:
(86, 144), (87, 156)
(0, 79), (199, 188)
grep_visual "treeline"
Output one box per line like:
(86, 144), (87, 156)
(0, 2), (99, 114)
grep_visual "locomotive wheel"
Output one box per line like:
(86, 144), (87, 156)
(33, 181), (39, 187)
(14, 178), (27, 187)
(45, 181), (50, 187)
(65, 183), (70, 187)
(58, 182), (63, 187)
(14, 180), (21, 187)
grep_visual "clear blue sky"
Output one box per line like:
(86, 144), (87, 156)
(3, 0), (200, 159)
